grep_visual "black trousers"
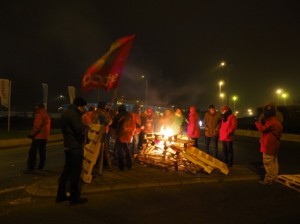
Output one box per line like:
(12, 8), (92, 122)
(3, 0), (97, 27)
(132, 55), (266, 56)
(116, 140), (132, 170)
(222, 141), (234, 167)
(57, 147), (83, 200)
(205, 136), (219, 157)
(27, 139), (47, 170)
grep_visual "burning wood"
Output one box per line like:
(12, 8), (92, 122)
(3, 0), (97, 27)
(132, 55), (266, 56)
(137, 128), (229, 175)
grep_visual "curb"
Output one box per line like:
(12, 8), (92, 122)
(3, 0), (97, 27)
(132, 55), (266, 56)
(26, 173), (260, 198)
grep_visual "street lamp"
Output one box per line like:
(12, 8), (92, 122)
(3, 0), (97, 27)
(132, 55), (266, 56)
(232, 95), (238, 113)
(220, 93), (225, 106)
(218, 80), (224, 109)
(218, 80), (224, 95)
(276, 88), (282, 105)
(219, 61), (229, 105)
(141, 75), (148, 108)
(281, 92), (288, 106)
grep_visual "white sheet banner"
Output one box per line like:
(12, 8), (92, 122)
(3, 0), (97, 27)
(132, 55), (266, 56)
(0, 79), (10, 108)
(68, 86), (76, 104)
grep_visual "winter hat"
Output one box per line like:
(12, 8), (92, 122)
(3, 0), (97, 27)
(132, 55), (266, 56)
(221, 105), (229, 111)
(208, 104), (215, 109)
(263, 104), (276, 118)
(73, 97), (87, 107)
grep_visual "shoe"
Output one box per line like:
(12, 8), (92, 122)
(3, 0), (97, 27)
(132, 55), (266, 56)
(55, 196), (70, 203)
(69, 197), (88, 205)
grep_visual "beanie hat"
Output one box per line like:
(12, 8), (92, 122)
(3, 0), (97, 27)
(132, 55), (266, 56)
(221, 105), (229, 111)
(208, 104), (215, 109)
(73, 97), (87, 107)
(263, 104), (276, 118)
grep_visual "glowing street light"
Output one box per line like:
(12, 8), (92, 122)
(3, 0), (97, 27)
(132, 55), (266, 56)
(276, 88), (283, 105)
(281, 92), (288, 106)
(220, 93), (225, 105)
(232, 95), (238, 113)
(247, 108), (253, 116)
(219, 60), (230, 105)
(218, 80), (224, 94)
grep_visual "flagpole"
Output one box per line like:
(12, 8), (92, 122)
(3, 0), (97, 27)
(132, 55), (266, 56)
(8, 80), (11, 132)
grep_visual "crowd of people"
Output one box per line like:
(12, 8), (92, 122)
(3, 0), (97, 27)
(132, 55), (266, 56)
(26, 97), (283, 205)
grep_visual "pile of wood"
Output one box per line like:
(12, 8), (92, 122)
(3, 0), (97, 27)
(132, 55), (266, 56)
(137, 133), (229, 175)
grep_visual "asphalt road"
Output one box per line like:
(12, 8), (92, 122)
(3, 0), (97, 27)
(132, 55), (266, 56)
(0, 136), (299, 223)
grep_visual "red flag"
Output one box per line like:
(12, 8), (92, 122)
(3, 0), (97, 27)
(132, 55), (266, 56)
(82, 34), (136, 92)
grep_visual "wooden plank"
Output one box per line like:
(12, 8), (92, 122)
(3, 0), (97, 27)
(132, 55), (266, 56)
(185, 146), (229, 175)
(276, 175), (300, 192)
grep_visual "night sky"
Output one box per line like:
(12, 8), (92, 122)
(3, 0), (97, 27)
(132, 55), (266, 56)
(1, 0), (300, 115)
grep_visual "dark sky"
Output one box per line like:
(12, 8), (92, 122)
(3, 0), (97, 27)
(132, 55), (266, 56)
(1, 0), (300, 115)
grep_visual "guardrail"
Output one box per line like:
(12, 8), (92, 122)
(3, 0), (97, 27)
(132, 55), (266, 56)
(235, 130), (300, 142)
(1, 130), (299, 150)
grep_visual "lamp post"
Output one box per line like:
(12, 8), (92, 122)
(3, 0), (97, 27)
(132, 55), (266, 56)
(281, 93), (288, 106)
(218, 80), (224, 109)
(220, 93), (225, 106)
(276, 88), (282, 105)
(220, 61), (229, 105)
(141, 75), (148, 109)
(232, 95), (238, 113)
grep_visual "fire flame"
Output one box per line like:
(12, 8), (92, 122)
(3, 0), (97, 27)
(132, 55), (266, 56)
(160, 126), (174, 138)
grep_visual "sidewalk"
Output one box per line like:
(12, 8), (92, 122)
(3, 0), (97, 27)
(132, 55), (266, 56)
(25, 159), (260, 198)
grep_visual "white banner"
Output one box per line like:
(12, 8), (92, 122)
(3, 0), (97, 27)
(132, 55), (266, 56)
(0, 79), (10, 108)
(68, 86), (76, 104)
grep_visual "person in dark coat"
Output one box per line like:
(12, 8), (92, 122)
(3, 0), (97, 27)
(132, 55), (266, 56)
(56, 97), (88, 205)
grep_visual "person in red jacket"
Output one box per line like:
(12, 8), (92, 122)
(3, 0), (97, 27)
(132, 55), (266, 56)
(219, 105), (237, 168)
(255, 104), (283, 185)
(27, 103), (51, 170)
(187, 106), (201, 148)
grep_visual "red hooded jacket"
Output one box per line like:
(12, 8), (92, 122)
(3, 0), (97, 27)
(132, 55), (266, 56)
(187, 106), (201, 138)
(255, 116), (283, 155)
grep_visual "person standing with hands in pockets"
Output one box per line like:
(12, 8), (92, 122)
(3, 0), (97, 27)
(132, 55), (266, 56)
(219, 105), (237, 168)
(56, 97), (88, 205)
(203, 104), (222, 158)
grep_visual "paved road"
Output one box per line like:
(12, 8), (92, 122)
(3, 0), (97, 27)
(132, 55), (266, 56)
(0, 136), (299, 223)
